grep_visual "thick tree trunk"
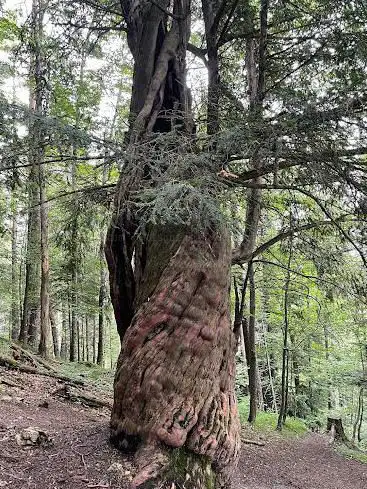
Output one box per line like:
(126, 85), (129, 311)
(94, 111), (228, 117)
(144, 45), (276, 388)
(38, 164), (53, 359)
(19, 171), (40, 346)
(106, 1), (240, 485)
(110, 229), (240, 487)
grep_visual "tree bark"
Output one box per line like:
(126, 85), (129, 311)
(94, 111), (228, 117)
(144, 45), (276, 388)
(60, 301), (68, 360)
(11, 193), (20, 340)
(327, 417), (349, 444)
(38, 161), (53, 359)
(85, 316), (90, 362)
(106, 1), (240, 485)
(19, 168), (40, 346)
(110, 229), (240, 487)
(277, 231), (292, 431)
(247, 263), (257, 423)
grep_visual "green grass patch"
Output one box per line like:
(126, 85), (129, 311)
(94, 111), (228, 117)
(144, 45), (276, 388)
(336, 444), (367, 464)
(238, 398), (308, 438)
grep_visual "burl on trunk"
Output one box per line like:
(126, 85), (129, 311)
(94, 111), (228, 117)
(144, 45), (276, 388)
(105, 1), (240, 487)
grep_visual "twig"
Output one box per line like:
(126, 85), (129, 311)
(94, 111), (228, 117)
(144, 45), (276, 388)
(241, 438), (265, 446)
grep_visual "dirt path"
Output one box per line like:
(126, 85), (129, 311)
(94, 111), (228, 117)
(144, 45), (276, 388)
(0, 368), (132, 489)
(1, 367), (367, 489)
(233, 433), (367, 489)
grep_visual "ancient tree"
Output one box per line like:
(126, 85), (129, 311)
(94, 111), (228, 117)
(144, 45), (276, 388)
(105, 0), (240, 487)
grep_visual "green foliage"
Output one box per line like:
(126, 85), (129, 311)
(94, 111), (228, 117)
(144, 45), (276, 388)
(336, 445), (367, 465)
(238, 399), (308, 438)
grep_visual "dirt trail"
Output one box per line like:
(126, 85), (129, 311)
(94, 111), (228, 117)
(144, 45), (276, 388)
(233, 433), (367, 489)
(1, 367), (367, 489)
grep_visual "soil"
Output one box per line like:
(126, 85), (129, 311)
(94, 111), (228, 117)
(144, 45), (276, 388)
(1, 366), (366, 489)
(234, 432), (367, 489)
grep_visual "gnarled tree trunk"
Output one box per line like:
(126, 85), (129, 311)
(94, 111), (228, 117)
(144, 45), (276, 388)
(105, 1), (240, 486)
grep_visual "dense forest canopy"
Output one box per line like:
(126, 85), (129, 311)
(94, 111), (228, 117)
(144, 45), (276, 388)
(0, 0), (366, 488)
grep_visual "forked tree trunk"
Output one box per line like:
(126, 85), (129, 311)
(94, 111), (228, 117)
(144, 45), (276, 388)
(106, 1), (240, 486)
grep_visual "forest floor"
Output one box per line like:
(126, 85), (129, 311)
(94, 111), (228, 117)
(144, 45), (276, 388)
(0, 365), (366, 489)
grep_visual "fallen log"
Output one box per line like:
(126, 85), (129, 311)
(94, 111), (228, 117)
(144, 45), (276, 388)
(53, 385), (112, 410)
(10, 343), (57, 372)
(0, 356), (84, 386)
(0, 376), (23, 389)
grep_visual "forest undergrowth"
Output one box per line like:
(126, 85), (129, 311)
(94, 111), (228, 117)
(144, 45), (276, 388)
(0, 355), (366, 489)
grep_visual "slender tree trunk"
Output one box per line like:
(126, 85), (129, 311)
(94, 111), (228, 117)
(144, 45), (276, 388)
(50, 305), (60, 358)
(77, 316), (81, 362)
(353, 387), (363, 442)
(97, 162), (108, 367)
(68, 288), (77, 362)
(97, 235), (107, 366)
(202, 0), (220, 136)
(248, 263), (258, 423)
(323, 323), (332, 410)
(81, 318), (85, 362)
(277, 232), (292, 431)
(11, 194), (20, 340)
(85, 316), (90, 362)
(93, 316), (96, 364)
(357, 388), (364, 443)
(105, 1), (240, 486)
(60, 301), (67, 359)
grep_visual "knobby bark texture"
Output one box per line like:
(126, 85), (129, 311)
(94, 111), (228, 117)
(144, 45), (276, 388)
(106, 1), (240, 487)
(111, 230), (240, 487)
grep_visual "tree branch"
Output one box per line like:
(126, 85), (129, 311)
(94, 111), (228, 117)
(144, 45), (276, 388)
(232, 216), (355, 265)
